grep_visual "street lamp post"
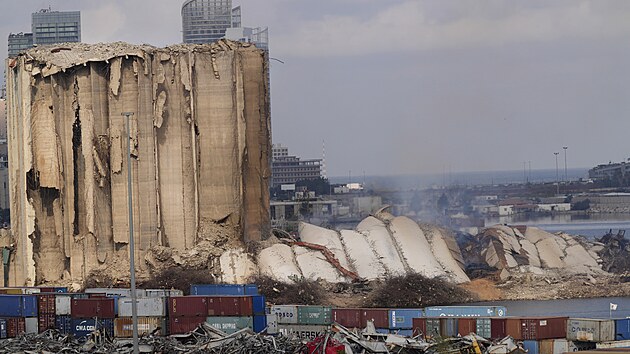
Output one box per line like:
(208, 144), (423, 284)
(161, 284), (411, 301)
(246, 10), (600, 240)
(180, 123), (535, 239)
(554, 152), (559, 195)
(122, 112), (139, 354)
(563, 146), (568, 182)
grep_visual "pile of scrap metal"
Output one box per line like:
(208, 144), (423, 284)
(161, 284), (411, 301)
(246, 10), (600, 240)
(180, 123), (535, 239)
(301, 322), (526, 354)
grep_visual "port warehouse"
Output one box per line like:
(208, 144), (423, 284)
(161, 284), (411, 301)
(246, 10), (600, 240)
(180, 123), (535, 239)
(0, 285), (627, 352)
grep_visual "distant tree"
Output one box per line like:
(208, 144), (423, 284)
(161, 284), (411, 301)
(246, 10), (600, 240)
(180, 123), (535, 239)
(572, 199), (590, 211)
(296, 177), (330, 196)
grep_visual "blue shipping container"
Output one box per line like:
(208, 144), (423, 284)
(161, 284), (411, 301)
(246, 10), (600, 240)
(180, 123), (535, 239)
(71, 318), (114, 340)
(522, 340), (539, 354)
(253, 315), (267, 333)
(0, 319), (6, 339)
(0, 295), (38, 317)
(616, 319), (630, 340)
(252, 295), (266, 315)
(389, 309), (423, 329)
(56, 316), (72, 335)
(190, 284), (258, 296)
(424, 306), (506, 318)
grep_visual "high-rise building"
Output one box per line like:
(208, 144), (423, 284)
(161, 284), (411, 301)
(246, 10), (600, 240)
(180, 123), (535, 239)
(8, 33), (34, 57)
(271, 144), (322, 187)
(182, 0), (233, 44)
(225, 26), (269, 51)
(32, 9), (81, 45)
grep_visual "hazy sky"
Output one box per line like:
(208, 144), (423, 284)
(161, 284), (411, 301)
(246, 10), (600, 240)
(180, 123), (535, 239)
(2, 0), (630, 177)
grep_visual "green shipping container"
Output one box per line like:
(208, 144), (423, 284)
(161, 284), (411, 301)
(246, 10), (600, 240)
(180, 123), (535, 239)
(297, 306), (332, 325)
(426, 318), (441, 338)
(205, 316), (253, 334)
(476, 318), (491, 339)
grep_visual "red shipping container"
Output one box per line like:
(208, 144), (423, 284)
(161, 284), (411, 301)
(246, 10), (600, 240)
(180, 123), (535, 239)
(491, 318), (507, 339)
(71, 298), (116, 318)
(38, 314), (56, 333)
(413, 318), (427, 338)
(37, 294), (56, 314)
(332, 308), (362, 328)
(458, 318), (477, 336)
(88, 293), (107, 298)
(169, 316), (205, 334)
(169, 296), (208, 317)
(207, 296), (253, 316)
(521, 317), (567, 340)
(361, 309), (388, 328)
(38, 287), (56, 293)
(506, 318), (522, 340)
(6, 317), (25, 338)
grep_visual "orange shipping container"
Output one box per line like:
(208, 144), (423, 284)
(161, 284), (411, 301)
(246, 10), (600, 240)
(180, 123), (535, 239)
(458, 318), (477, 336)
(114, 317), (166, 338)
(506, 318), (522, 340)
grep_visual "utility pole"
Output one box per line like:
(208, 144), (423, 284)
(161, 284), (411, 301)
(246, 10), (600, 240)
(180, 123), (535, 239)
(554, 152), (559, 196)
(563, 146), (568, 182)
(122, 112), (139, 354)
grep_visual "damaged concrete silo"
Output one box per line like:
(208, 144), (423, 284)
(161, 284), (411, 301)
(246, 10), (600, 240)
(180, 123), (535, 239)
(5, 40), (271, 286)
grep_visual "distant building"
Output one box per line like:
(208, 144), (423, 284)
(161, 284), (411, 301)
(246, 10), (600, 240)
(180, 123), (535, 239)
(589, 160), (630, 181)
(271, 144), (322, 187)
(8, 8), (81, 58)
(182, 0), (234, 44)
(225, 26), (269, 51)
(8, 33), (34, 57)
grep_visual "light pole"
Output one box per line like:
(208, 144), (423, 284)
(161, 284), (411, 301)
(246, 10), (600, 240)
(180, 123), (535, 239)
(554, 152), (559, 195)
(563, 146), (568, 182)
(122, 112), (139, 354)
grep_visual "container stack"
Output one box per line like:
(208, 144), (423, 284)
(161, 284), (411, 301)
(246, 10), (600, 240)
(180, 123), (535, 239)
(115, 297), (167, 337)
(70, 298), (116, 339)
(270, 305), (332, 339)
(0, 294), (37, 337)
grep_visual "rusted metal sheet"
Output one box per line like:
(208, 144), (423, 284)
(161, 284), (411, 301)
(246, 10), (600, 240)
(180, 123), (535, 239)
(70, 298), (116, 318)
(361, 309), (388, 328)
(458, 318), (477, 336)
(332, 308), (361, 328)
(521, 317), (567, 340)
(168, 296), (207, 317)
(114, 317), (166, 337)
(412, 318), (426, 338)
(37, 294), (56, 314)
(206, 296), (253, 316)
(168, 316), (205, 335)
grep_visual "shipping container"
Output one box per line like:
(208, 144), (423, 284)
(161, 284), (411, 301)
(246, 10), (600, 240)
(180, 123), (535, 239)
(55, 295), (72, 316)
(617, 319), (630, 340)
(37, 294), (56, 314)
(85, 288), (146, 298)
(567, 318), (615, 342)
(0, 295), (38, 317)
(424, 306), (507, 318)
(38, 314), (56, 333)
(539, 339), (579, 354)
(521, 317), (568, 340)
(506, 318), (522, 340)
(114, 317), (166, 337)
(389, 309), (423, 329)
(412, 318), (426, 338)
(169, 316), (205, 335)
(118, 297), (166, 317)
(271, 305), (298, 324)
(190, 284), (259, 296)
(298, 306), (332, 325)
(6, 317), (25, 338)
(0, 319), (6, 339)
(207, 296), (253, 316)
(253, 315), (267, 333)
(476, 318), (491, 338)
(206, 316), (253, 334)
(168, 296), (208, 317)
(71, 318), (114, 339)
(25, 317), (38, 334)
(440, 318), (459, 337)
(492, 318), (507, 339)
(458, 318), (477, 336)
(145, 289), (184, 298)
(595, 340), (630, 349)
(71, 298), (116, 318)
(332, 308), (361, 328)
(56, 316), (72, 334)
(361, 309), (388, 328)
(37, 287), (68, 293)
(523, 340), (539, 354)
(277, 324), (329, 340)
(426, 318), (441, 338)
(267, 314), (278, 334)
(252, 295), (265, 315)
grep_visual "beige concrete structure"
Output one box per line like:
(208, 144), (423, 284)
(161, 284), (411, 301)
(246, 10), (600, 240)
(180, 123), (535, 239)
(5, 40), (270, 286)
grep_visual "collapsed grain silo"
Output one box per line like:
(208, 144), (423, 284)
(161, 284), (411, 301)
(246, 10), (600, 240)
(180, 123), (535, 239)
(4, 40), (271, 286)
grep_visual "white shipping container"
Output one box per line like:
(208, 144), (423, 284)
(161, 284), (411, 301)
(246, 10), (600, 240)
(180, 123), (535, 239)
(567, 318), (615, 342)
(85, 288), (146, 298)
(145, 289), (184, 298)
(267, 314), (278, 334)
(55, 295), (72, 315)
(270, 305), (298, 324)
(277, 324), (329, 340)
(25, 318), (38, 334)
(118, 297), (166, 317)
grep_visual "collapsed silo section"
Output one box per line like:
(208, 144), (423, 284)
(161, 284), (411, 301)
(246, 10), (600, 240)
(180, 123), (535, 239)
(5, 41), (271, 286)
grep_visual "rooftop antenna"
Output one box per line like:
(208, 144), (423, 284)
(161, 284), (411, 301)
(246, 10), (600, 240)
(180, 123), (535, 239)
(321, 140), (327, 179)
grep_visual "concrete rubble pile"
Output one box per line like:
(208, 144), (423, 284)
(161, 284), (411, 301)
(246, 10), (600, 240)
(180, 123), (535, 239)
(258, 211), (471, 284)
(5, 40), (270, 287)
(460, 224), (604, 279)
